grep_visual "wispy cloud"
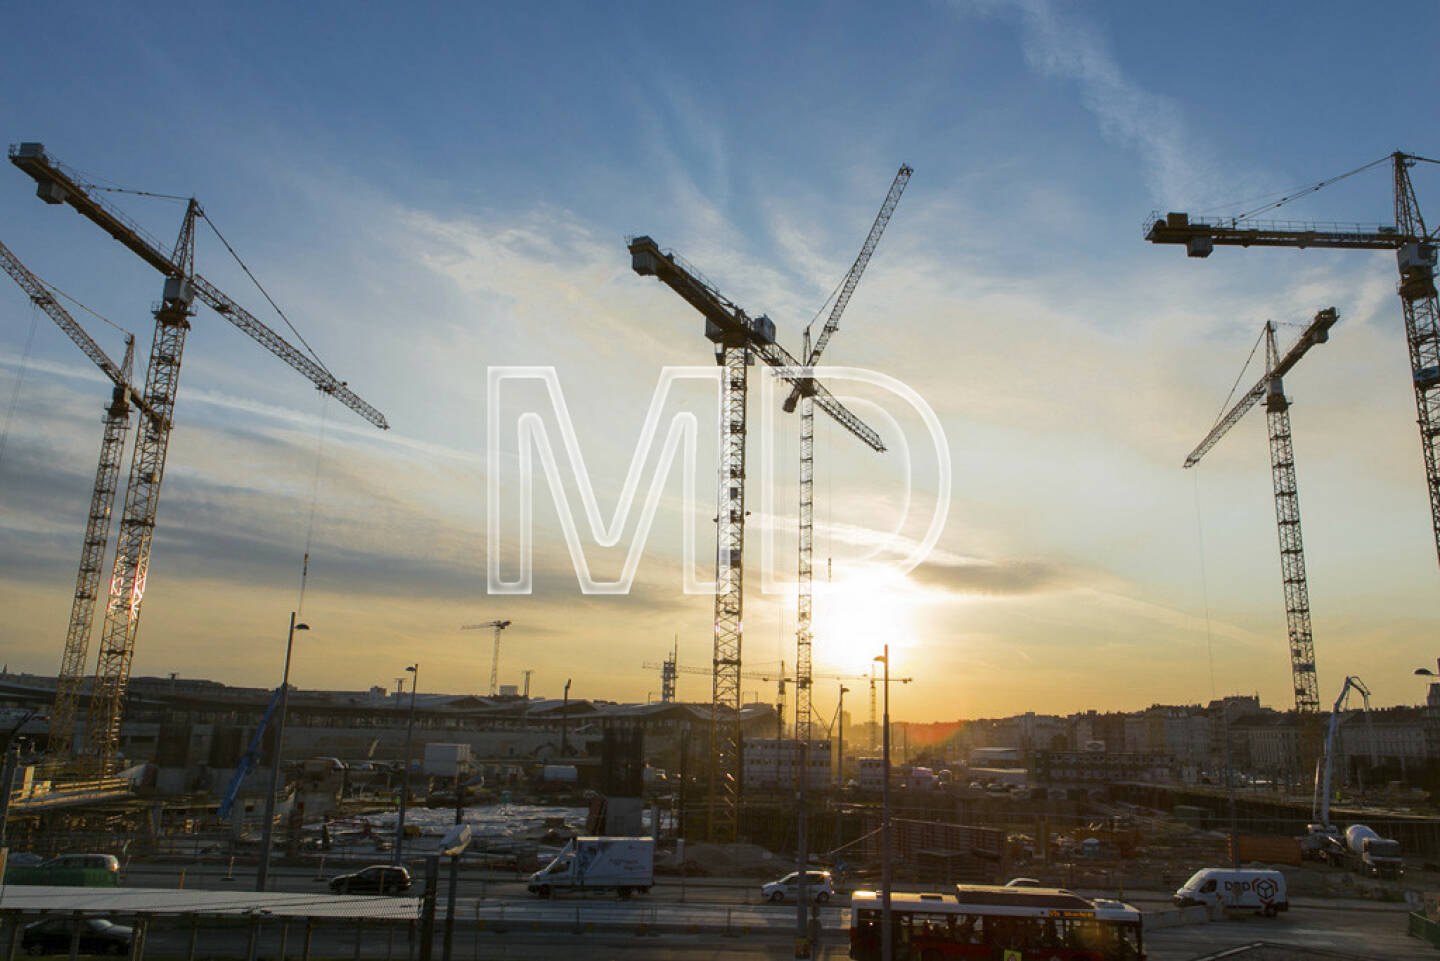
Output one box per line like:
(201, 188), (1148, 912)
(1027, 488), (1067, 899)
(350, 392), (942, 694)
(956, 0), (1219, 206)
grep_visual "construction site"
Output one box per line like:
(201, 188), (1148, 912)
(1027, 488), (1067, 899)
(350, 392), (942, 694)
(3, 48), (1440, 961)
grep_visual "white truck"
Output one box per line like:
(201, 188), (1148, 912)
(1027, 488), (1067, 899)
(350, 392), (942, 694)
(1173, 868), (1288, 916)
(527, 836), (653, 898)
(1338, 824), (1404, 879)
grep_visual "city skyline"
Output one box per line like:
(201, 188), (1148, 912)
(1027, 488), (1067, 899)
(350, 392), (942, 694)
(2, 2), (1440, 722)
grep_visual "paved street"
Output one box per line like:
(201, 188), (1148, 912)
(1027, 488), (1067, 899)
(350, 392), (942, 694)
(5, 869), (1423, 961)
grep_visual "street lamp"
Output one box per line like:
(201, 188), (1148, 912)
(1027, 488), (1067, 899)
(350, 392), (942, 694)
(1414, 659), (1440, 677)
(256, 612), (308, 891)
(834, 685), (850, 871)
(873, 647), (892, 961)
(394, 663), (419, 864)
(561, 678), (572, 756)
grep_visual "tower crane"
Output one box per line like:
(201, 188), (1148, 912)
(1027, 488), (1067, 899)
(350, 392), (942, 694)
(780, 166), (909, 928)
(461, 620), (513, 696)
(1146, 152), (1440, 570)
(0, 239), (165, 763)
(628, 237), (884, 842)
(1184, 308), (1339, 775)
(10, 143), (389, 775)
(786, 165), (910, 778)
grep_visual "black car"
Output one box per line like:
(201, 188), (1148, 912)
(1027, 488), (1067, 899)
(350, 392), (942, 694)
(329, 864), (411, 894)
(22, 917), (133, 955)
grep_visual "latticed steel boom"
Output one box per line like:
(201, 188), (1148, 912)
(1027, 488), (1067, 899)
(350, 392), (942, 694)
(9, 144), (389, 431)
(783, 164), (912, 413)
(628, 235), (883, 843)
(1184, 309), (1338, 468)
(1149, 152), (1440, 572)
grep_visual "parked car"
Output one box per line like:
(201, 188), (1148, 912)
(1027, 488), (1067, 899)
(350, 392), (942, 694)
(329, 865), (411, 894)
(761, 870), (834, 903)
(22, 917), (133, 955)
(6, 852), (43, 867)
(43, 854), (120, 874)
(1004, 877), (1042, 887)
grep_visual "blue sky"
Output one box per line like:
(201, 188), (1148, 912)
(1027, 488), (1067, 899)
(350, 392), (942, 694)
(2, 0), (1439, 721)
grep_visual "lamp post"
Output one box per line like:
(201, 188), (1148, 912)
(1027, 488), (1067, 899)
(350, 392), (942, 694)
(874, 647), (892, 961)
(394, 663), (419, 864)
(256, 612), (308, 891)
(1415, 661), (1440, 787)
(835, 685), (849, 862)
(561, 678), (572, 756)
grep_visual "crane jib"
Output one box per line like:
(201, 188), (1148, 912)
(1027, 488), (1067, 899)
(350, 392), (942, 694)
(9, 143), (389, 431)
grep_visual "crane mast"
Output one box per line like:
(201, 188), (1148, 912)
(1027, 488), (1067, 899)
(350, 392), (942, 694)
(83, 205), (198, 775)
(0, 240), (162, 764)
(629, 236), (883, 842)
(1186, 309), (1337, 778)
(1148, 152), (1440, 572)
(10, 143), (389, 775)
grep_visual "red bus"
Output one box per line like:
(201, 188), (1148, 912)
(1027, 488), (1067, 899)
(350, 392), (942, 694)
(849, 884), (1144, 961)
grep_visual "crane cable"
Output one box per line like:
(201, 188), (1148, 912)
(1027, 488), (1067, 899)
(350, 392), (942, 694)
(296, 394), (333, 618)
(1209, 325), (1268, 430)
(0, 308), (41, 472)
(1191, 473), (1218, 702)
(199, 212), (336, 380)
(29, 271), (133, 341)
(1229, 154), (1392, 224)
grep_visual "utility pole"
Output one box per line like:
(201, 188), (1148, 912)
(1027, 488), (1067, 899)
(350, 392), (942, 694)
(561, 679), (572, 756)
(395, 664), (419, 864)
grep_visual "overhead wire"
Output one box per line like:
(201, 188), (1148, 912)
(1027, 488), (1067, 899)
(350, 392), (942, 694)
(0, 307), (42, 472)
(1210, 326), (1267, 429)
(199, 212), (336, 379)
(27, 271), (133, 341)
(1229, 154), (1392, 223)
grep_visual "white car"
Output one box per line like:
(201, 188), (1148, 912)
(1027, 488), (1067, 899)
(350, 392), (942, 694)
(761, 870), (835, 903)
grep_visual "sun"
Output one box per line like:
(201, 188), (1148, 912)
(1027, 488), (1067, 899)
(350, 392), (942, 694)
(808, 564), (921, 678)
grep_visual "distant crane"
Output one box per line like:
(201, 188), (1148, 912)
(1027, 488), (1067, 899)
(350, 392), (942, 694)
(462, 620), (513, 696)
(660, 638), (678, 705)
(642, 657), (910, 742)
(10, 143), (389, 775)
(1146, 152), (1440, 569)
(1183, 307), (1339, 776)
(628, 236), (884, 841)
(0, 239), (164, 763)
(867, 663), (915, 751)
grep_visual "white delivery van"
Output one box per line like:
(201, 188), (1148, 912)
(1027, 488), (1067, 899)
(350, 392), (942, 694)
(527, 836), (653, 898)
(1173, 868), (1288, 916)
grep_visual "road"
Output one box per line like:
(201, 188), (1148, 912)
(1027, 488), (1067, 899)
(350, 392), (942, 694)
(122, 860), (773, 904)
(41, 866), (1426, 960)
